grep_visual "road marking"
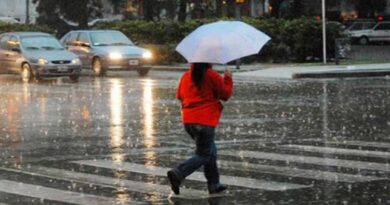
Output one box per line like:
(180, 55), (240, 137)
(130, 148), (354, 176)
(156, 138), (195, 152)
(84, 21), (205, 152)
(172, 156), (385, 183)
(23, 147), (188, 163)
(302, 139), (390, 149)
(72, 160), (311, 191)
(281, 144), (390, 159)
(219, 150), (390, 173)
(0, 166), (215, 200)
(0, 180), (127, 205)
(216, 139), (282, 145)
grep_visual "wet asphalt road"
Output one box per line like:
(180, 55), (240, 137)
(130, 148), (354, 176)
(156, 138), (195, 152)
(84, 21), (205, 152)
(0, 70), (390, 204)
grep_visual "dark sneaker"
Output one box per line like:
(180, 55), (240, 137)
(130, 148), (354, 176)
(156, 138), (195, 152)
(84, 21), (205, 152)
(167, 170), (181, 195)
(208, 184), (227, 194)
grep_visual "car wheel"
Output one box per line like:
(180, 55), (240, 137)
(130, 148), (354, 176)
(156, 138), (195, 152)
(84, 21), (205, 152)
(92, 58), (105, 77)
(69, 75), (79, 83)
(137, 68), (150, 76)
(359, 36), (369, 45)
(21, 63), (33, 83)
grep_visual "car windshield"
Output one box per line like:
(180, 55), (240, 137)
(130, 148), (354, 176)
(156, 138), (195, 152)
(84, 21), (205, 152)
(90, 31), (134, 46)
(21, 36), (64, 50)
(348, 22), (376, 30)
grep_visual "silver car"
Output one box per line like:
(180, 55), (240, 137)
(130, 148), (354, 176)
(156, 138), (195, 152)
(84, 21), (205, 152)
(0, 32), (81, 82)
(60, 30), (152, 76)
(348, 21), (390, 45)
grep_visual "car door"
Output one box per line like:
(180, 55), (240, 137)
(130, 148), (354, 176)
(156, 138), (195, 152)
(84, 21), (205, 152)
(380, 23), (390, 42)
(63, 32), (82, 64)
(0, 35), (10, 73)
(371, 23), (390, 42)
(6, 35), (22, 73)
(76, 32), (92, 67)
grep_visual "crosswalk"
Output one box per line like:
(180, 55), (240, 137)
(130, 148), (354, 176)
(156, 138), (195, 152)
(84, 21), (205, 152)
(0, 180), (132, 205)
(0, 139), (389, 204)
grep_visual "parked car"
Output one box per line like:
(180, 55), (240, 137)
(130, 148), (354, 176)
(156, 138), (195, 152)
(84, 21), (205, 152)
(344, 21), (376, 34)
(0, 32), (81, 82)
(348, 21), (390, 45)
(60, 30), (153, 76)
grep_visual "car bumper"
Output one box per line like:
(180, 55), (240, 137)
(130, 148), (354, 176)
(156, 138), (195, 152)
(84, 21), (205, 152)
(31, 64), (81, 77)
(102, 58), (151, 70)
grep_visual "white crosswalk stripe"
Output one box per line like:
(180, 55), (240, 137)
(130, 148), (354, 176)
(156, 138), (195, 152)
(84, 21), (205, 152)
(173, 156), (385, 183)
(1, 140), (390, 203)
(0, 166), (214, 200)
(302, 139), (390, 149)
(219, 150), (390, 172)
(218, 160), (386, 183)
(0, 180), (134, 205)
(72, 160), (312, 191)
(281, 144), (390, 159)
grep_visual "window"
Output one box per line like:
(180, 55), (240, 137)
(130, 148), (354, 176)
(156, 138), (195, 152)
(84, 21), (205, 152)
(363, 23), (376, 29)
(90, 31), (133, 46)
(375, 23), (390, 30)
(0, 35), (10, 50)
(64, 32), (78, 46)
(21, 36), (64, 50)
(8, 36), (20, 51)
(349, 23), (363, 30)
(78, 32), (90, 46)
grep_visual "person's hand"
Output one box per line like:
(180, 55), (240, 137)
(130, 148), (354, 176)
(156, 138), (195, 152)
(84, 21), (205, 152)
(224, 68), (232, 78)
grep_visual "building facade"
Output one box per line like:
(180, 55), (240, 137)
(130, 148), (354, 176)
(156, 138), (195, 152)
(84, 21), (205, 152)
(0, 0), (38, 23)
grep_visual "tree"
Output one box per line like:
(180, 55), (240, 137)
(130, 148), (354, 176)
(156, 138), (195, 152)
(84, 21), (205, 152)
(269, 0), (284, 18)
(290, 0), (303, 18)
(58, 0), (103, 28)
(108, 0), (124, 13)
(165, 0), (177, 20)
(215, 0), (223, 18)
(142, 0), (156, 20)
(178, 0), (188, 22)
(354, 0), (386, 18)
(33, 0), (103, 33)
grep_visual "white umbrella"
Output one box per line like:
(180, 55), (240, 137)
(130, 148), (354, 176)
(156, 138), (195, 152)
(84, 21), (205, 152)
(176, 20), (271, 64)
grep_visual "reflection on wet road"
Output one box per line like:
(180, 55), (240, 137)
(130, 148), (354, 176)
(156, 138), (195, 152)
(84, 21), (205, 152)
(0, 72), (389, 204)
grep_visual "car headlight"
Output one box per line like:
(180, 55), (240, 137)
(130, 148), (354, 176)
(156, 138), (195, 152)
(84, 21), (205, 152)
(38, 58), (48, 65)
(109, 52), (123, 60)
(72, 58), (81, 65)
(142, 50), (152, 59)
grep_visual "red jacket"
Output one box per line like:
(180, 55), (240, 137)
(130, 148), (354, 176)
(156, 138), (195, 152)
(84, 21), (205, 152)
(176, 66), (233, 127)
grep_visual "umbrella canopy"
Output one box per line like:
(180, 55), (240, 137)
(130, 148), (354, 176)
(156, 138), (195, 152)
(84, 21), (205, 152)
(176, 21), (271, 64)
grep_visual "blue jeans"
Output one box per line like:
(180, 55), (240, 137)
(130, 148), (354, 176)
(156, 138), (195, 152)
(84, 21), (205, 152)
(174, 124), (220, 185)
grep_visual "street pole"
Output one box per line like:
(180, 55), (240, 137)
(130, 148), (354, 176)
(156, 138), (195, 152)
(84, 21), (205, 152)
(322, 0), (327, 64)
(235, 2), (242, 69)
(25, 0), (30, 24)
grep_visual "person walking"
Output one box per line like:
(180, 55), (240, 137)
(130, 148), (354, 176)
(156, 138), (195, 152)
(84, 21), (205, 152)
(167, 63), (233, 195)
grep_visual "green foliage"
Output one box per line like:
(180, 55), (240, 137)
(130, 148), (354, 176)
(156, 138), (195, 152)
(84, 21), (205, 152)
(0, 18), (344, 64)
(33, 0), (104, 36)
(0, 22), (52, 34)
(98, 18), (344, 64)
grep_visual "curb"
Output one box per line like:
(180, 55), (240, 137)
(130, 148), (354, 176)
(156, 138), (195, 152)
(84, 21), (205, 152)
(293, 69), (390, 79)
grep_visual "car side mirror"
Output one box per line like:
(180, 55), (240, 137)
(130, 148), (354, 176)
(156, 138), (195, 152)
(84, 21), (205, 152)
(11, 47), (21, 53)
(81, 42), (90, 48)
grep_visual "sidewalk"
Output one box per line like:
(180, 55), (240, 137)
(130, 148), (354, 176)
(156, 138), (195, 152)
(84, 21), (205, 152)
(152, 63), (390, 79)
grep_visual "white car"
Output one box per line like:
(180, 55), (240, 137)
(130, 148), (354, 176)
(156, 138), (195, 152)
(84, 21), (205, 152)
(349, 21), (390, 45)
